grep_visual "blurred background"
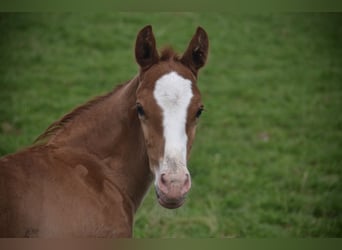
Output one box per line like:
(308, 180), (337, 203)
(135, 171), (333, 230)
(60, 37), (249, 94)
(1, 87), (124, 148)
(0, 13), (341, 237)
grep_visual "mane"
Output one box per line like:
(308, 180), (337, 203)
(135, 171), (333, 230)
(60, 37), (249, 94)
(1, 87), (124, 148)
(34, 85), (123, 145)
(33, 48), (180, 145)
(159, 47), (181, 62)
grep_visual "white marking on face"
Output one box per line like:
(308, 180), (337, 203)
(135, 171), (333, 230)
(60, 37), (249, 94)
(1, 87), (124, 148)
(153, 72), (193, 180)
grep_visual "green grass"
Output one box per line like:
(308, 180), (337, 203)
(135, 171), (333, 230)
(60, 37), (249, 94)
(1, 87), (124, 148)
(0, 13), (341, 238)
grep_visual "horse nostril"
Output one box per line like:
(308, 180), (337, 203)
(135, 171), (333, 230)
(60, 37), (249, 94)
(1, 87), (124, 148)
(158, 173), (169, 194)
(160, 173), (167, 185)
(184, 174), (190, 185)
(182, 173), (191, 194)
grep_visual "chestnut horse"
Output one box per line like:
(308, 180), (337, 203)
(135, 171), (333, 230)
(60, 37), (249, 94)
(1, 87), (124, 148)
(0, 25), (209, 237)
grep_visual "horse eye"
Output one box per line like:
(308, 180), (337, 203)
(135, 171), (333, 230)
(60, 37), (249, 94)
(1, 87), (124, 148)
(136, 103), (145, 116)
(195, 106), (204, 118)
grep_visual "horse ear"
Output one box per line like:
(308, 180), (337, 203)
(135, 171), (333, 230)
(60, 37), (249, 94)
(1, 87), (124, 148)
(181, 27), (209, 75)
(135, 25), (159, 70)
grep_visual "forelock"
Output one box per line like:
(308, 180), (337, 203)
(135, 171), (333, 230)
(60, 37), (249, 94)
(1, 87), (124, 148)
(159, 47), (181, 61)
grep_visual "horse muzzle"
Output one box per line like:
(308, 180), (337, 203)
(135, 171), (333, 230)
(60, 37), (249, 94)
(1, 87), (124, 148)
(155, 171), (191, 209)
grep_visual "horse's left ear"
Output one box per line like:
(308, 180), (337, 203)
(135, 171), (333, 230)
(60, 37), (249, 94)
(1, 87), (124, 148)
(181, 27), (209, 75)
(135, 25), (159, 71)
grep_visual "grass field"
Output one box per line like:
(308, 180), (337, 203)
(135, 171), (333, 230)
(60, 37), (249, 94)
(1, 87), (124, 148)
(0, 13), (341, 238)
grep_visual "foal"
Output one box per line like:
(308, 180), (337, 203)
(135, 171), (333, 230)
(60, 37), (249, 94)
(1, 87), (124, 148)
(0, 25), (209, 237)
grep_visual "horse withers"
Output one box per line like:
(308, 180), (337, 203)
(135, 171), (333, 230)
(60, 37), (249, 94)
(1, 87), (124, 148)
(0, 25), (209, 237)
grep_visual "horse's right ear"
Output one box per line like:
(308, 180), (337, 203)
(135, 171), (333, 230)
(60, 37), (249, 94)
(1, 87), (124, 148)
(135, 25), (159, 71)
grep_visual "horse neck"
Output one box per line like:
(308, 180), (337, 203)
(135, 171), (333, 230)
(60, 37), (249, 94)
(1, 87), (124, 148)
(50, 76), (152, 211)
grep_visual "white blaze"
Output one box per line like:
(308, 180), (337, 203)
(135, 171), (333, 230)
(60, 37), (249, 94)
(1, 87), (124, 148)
(153, 71), (193, 177)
